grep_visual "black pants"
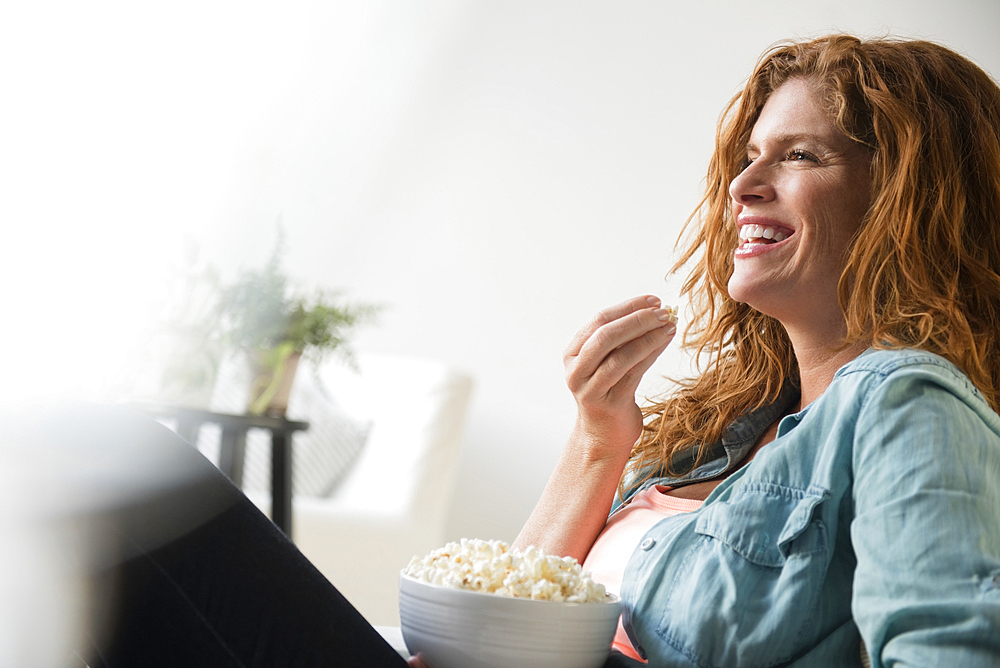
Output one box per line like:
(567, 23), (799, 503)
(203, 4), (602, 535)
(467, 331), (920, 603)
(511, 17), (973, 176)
(10, 403), (407, 668)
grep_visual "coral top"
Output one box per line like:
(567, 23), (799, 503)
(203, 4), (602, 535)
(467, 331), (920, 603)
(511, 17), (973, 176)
(582, 486), (703, 662)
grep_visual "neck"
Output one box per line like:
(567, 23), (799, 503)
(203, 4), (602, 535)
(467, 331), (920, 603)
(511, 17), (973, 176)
(785, 326), (867, 410)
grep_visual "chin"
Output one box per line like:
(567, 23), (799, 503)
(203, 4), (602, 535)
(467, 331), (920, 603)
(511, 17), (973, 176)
(727, 283), (782, 319)
(727, 278), (760, 307)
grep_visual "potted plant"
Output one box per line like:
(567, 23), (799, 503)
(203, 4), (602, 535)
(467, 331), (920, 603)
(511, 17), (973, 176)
(215, 239), (379, 416)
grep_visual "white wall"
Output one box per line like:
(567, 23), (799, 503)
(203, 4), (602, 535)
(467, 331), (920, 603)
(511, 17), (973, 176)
(4, 1), (999, 546)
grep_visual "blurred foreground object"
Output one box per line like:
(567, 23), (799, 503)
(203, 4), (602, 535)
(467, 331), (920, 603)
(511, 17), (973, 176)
(0, 403), (233, 667)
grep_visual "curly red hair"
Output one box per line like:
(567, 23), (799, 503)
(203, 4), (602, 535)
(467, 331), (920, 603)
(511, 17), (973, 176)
(627, 35), (1000, 489)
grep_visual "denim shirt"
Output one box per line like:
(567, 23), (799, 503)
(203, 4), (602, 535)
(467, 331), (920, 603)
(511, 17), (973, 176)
(610, 349), (1000, 667)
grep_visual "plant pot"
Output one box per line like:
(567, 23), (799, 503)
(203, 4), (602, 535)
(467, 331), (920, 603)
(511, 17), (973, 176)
(247, 349), (301, 416)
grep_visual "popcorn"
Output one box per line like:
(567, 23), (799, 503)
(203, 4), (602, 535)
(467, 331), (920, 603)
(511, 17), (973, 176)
(404, 539), (610, 603)
(664, 304), (678, 324)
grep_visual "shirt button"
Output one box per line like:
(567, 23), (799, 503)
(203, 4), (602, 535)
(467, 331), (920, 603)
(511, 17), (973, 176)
(640, 538), (656, 551)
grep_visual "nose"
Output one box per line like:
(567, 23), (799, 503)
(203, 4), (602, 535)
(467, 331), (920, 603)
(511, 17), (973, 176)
(729, 160), (775, 206)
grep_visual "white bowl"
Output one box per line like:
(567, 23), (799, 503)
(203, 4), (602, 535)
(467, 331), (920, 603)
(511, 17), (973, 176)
(399, 572), (622, 668)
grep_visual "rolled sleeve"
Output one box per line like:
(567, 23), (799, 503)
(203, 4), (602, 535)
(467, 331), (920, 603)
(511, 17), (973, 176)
(851, 361), (1000, 666)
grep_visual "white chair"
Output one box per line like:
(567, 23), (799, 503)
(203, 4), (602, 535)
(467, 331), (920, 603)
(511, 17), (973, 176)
(247, 353), (474, 626)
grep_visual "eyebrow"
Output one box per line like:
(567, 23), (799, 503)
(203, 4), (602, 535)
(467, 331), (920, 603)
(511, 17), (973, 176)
(745, 133), (839, 154)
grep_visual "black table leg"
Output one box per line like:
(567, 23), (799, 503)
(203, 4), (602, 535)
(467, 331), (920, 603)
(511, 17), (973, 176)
(132, 403), (305, 539)
(271, 432), (292, 536)
(218, 427), (247, 487)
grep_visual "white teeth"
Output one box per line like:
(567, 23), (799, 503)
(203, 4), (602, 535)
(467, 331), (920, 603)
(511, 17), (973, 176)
(739, 223), (788, 243)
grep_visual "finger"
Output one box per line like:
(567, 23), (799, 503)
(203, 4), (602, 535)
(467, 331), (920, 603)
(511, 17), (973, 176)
(571, 306), (675, 385)
(564, 295), (662, 359)
(605, 326), (674, 403)
(568, 312), (674, 398)
(579, 320), (675, 401)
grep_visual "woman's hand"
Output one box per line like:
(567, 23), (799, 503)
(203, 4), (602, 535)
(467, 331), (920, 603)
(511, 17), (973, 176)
(513, 295), (676, 561)
(563, 295), (677, 461)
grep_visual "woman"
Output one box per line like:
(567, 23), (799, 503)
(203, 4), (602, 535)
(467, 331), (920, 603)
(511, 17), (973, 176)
(62, 33), (998, 668)
(510, 34), (1000, 667)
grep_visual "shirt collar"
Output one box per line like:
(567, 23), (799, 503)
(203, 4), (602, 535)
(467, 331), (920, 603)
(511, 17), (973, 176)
(618, 382), (801, 507)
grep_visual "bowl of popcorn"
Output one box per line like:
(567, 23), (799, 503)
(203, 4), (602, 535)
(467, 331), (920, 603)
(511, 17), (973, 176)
(399, 539), (621, 668)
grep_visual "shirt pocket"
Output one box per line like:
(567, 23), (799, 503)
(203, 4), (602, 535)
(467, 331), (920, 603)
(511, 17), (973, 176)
(696, 482), (828, 566)
(652, 483), (830, 668)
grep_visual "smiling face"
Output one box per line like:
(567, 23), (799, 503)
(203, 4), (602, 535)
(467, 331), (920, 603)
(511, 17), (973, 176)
(727, 77), (872, 336)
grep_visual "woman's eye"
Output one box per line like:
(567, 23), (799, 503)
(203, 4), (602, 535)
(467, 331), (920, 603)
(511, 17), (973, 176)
(739, 156), (755, 172)
(787, 149), (818, 162)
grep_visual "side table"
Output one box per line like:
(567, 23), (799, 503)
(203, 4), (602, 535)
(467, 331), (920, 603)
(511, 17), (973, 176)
(134, 403), (309, 536)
